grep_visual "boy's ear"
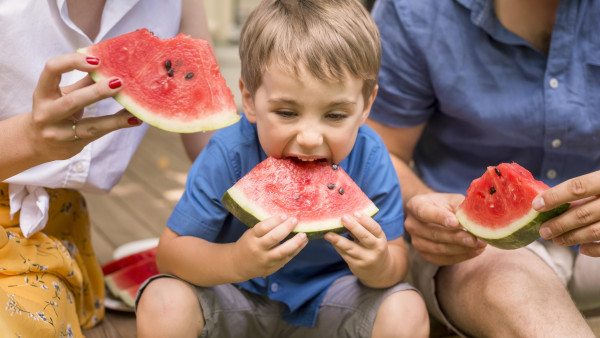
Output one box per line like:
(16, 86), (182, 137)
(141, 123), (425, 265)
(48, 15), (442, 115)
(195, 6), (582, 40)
(239, 78), (257, 123)
(360, 84), (379, 124)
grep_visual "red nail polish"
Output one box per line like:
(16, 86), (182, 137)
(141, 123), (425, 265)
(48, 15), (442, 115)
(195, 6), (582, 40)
(128, 117), (141, 125)
(86, 57), (100, 65)
(109, 78), (122, 89)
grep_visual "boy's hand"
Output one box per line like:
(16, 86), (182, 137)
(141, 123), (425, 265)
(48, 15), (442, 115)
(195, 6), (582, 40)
(324, 212), (394, 287)
(233, 215), (308, 281)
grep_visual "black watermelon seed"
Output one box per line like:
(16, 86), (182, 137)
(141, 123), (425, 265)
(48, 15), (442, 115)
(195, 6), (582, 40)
(294, 194), (300, 201)
(489, 187), (496, 195)
(332, 164), (339, 171)
(338, 187), (344, 195)
(165, 60), (172, 70)
(494, 168), (501, 176)
(327, 183), (335, 189)
(167, 69), (174, 77)
(185, 72), (194, 80)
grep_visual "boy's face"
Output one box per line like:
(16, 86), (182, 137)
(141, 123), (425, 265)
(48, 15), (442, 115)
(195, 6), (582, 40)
(241, 63), (377, 165)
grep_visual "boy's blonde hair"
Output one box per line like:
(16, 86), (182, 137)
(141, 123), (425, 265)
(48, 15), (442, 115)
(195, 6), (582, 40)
(239, 0), (381, 100)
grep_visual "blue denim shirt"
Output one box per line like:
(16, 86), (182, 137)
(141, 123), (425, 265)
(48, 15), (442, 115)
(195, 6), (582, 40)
(167, 116), (404, 326)
(371, 0), (600, 194)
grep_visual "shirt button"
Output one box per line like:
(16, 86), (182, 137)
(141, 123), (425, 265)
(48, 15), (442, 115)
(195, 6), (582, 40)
(549, 78), (559, 88)
(75, 162), (85, 173)
(551, 139), (562, 148)
(270, 282), (278, 293)
(547, 169), (557, 180)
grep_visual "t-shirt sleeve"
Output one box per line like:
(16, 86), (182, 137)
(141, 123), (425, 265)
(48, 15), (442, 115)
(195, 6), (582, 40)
(370, 0), (436, 127)
(167, 139), (238, 240)
(346, 128), (405, 240)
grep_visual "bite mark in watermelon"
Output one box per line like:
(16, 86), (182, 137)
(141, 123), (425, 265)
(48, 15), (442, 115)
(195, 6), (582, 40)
(105, 257), (159, 306)
(77, 28), (240, 133)
(222, 157), (379, 239)
(456, 162), (569, 250)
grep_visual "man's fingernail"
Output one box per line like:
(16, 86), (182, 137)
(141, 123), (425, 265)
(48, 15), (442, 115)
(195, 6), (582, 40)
(86, 57), (100, 65)
(532, 196), (545, 210)
(109, 78), (122, 89)
(540, 227), (552, 239)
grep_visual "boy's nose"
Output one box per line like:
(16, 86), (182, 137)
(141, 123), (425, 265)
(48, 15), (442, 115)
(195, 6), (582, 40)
(296, 128), (323, 149)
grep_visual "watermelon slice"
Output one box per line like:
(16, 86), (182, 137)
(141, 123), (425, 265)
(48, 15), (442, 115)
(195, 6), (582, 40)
(77, 28), (240, 133)
(455, 163), (569, 249)
(222, 157), (379, 239)
(101, 246), (156, 276)
(105, 257), (159, 305)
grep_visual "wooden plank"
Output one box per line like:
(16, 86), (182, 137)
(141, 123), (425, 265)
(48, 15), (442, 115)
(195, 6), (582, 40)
(91, 223), (116, 265)
(83, 311), (137, 338)
(84, 192), (157, 247)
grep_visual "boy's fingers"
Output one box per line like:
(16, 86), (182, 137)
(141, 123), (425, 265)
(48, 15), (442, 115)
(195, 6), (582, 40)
(262, 217), (298, 247)
(253, 215), (288, 237)
(275, 233), (308, 260)
(341, 214), (376, 247)
(325, 232), (359, 258)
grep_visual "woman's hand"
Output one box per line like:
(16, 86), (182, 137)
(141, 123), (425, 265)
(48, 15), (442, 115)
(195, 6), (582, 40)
(534, 171), (600, 257)
(26, 52), (141, 161)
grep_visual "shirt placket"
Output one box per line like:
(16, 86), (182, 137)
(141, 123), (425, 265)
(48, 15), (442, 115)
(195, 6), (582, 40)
(540, 0), (576, 184)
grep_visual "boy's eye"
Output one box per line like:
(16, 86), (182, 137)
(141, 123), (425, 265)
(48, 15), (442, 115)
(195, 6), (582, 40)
(276, 110), (297, 118)
(325, 112), (348, 121)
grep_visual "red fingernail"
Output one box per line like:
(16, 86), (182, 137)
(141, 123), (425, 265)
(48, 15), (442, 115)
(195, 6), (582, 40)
(128, 117), (141, 125)
(86, 57), (100, 65)
(109, 78), (122, 89)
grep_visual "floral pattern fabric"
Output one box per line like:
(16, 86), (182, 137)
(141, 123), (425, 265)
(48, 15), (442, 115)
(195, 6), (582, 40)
(0, 183), (104, 337)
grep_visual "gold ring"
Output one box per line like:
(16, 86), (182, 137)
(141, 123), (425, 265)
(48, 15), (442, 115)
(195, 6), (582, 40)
(72, 121), (80, 141)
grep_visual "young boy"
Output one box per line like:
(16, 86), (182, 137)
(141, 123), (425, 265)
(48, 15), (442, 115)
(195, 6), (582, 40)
(136, 0), (428, 337)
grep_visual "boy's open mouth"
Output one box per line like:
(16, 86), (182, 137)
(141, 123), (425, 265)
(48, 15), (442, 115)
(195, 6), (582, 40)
(288, 156), (328, 163)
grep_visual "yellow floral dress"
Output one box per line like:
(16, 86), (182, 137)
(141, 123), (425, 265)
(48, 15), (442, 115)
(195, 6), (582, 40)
(0, 183), (104, 337)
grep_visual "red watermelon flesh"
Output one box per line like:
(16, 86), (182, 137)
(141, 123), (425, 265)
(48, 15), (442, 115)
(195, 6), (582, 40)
(456, 162), (569, 249)
(221, 157), (379, 239)
(77, 28), (240, 133)
(105, 257), (159, 302)
(101, 246), (156, 276)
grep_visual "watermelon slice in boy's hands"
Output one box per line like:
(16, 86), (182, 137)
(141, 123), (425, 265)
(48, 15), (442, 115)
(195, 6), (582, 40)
(222, 157), (379, 239)
(455, 162), (569, 250)
(77, 28), (240, 133)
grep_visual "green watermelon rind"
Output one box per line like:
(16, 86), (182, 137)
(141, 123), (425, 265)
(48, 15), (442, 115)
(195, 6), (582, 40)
(221, 189), (380, 240)
(456, 203), (570, 250)
(76, 47), (241, 133)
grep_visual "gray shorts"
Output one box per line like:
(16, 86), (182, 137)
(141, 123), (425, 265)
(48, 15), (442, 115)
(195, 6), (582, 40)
(409, 240), (600, 337)
(136, 274), (416, 338)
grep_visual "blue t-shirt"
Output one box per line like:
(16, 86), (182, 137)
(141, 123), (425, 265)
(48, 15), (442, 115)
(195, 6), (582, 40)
(167, 115), (404, 326)
(370, 0), (600, 193)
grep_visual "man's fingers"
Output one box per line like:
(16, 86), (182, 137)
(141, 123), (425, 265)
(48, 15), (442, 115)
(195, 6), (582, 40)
(540, 198), (600, 239)
(534, 171), (600, 212)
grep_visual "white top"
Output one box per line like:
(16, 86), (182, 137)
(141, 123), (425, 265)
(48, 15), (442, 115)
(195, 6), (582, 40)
(0, 0), (182, 236)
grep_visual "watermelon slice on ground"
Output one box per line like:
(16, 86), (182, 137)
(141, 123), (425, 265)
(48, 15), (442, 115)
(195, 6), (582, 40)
(101, 246), (156, 276)
(222, 157), (379, 239)
(105, 256), (159, 306)
(77, 28), (240, 133)
(455, 162), (569, 250)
